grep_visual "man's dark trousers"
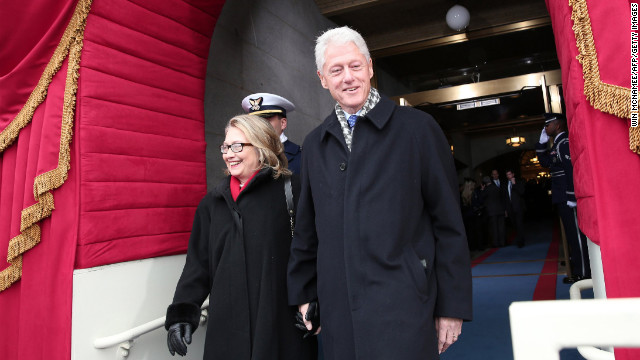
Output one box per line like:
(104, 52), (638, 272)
(557, 203), (590, 278)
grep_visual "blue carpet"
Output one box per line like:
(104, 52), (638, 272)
(443, 219), (593, 360)
(482, 242), (549, 263)
(441, 276), (539, 360)
(472, 260), (545, 277)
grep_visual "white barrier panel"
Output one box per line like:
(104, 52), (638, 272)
(72, 255), (206, 360)
(509, 298), (640, 360)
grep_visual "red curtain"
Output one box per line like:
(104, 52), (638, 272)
(546, 1), (640, 359)
(0, 0), (225, 359)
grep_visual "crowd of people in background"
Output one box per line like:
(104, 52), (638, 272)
(458, 114), (590, 285)
(460, 170), (552, 251)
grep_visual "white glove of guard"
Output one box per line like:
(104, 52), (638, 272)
(567, 201), (577, 208)
(539, 128), (549, 144)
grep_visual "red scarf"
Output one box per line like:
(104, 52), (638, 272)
(230, 170), (260, 201)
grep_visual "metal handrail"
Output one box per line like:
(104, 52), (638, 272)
(94, 299), (209, 350)
(569, 278), (594, 300)
(569, 280), (614, 360)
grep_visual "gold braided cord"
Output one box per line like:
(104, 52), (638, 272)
(568, 0), (638, 154)
(0, 0), (92, 292)
(632, 127), (640, 153)
(1, 2), (81, 153)
(0, 255), (22, 292)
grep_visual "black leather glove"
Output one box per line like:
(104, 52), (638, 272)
(294, 301), (320, 338)
(167, 322), (192, 356)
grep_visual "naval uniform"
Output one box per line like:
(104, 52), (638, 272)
(282, 135), (302, 175)
(242, 93), (302, 175)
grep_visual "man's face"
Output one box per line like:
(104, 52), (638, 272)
(506, 171), (514, 180)
(491, 170), (499, 180)
(317, 41), (374, 114)
(545, 120), (559, 137)
(265, 115), (286, 137)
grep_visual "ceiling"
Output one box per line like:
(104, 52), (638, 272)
(314, 0), (561, 135)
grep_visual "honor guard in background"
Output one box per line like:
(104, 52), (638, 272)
(242, 93), (302, 174)
(536, 113), (591, 283)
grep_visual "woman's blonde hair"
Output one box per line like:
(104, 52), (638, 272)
(223, 114), (291, 178)
(461, 179), (476, 207)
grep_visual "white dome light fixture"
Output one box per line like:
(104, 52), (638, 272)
(446, 5), (470, 31)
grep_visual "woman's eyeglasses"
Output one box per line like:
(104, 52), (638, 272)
(220, 143), (253, 154)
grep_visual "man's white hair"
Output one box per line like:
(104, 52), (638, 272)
(315, 26), (370, 74)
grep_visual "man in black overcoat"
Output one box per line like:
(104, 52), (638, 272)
(483, 174), (506, 247)
(504, 169), (526, 247)
(287, 26), (472, 360)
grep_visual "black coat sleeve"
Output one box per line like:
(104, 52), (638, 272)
(166, 194), (214, 330)
(415, 112), (473, 321)
(287, 138), (319, 306)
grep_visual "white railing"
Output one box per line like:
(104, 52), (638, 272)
(93, 300), (209, 359)
(569, 279), (613, 360)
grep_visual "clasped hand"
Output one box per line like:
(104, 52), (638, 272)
(295, 301), (321, 338)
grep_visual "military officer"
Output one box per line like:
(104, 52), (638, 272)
(242, 93), (302, 174)
(536, 112), (591, 283)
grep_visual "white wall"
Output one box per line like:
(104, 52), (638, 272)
(71, 255), (205, 360)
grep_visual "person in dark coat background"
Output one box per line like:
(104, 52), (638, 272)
(482, 174), (506, 247)
(504, 169), (526, 247)
(461, 178), (483, 251)
(242, 93), (302, 174)
(287, 26), (472, 360)
(165, 114), (317, 360)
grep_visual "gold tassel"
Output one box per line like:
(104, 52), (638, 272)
(0, 255), (22, 292)
(631, 127), (640, 153)
(569, 0), (637, 154)
(0, 0), (93, 292)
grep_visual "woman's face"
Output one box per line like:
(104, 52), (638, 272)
(222, 126), (260, 184)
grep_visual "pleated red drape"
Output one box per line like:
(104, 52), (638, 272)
(545, 1), (640, 359)
(0, 0), (225, 359)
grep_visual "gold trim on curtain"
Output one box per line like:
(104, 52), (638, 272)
(569, 0), (639, 154)
(0, 0), (93, 292)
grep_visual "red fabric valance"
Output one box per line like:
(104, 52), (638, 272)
(0, 0), (225, 358)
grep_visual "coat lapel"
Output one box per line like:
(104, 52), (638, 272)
(319, 112), (349, 152)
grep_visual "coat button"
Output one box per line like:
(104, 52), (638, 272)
(339, 162), (347, 171)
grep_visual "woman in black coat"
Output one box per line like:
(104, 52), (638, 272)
(165, 114), (317, 360)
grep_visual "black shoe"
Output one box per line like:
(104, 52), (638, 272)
(562, 275), (584, 284)
(517, 242), (524, 248)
